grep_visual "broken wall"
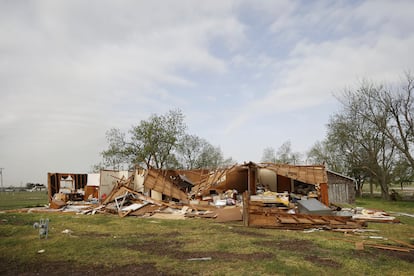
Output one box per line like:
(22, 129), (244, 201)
(47, 173), (88, 202)
(258, 168), (277, 191)
(327, 171), (356, 204)
(99, 170), (135, 200)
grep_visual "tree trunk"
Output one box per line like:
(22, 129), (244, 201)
(355, 179), (363, 197)
(379, 176), (390, 200)
(381, 185), (390, 200)
(369, 181), (373, 197)
(355, 186), (362, 197)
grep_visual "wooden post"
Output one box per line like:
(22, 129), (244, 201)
(319, 183), (329, 206)
(243, 191), (250, 227)
(248, 165), (256, 195)
(47, 173), (52, 202)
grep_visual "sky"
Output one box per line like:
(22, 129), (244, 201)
(1, 0), (414, 186)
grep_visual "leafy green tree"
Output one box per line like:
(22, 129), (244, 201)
(99, 109), (234, 170)
(127, 109), (186, 169)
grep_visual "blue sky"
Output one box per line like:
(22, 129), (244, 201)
(1, 0), (414, 185)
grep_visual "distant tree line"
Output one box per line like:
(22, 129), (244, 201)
(95, 109), (235, 171)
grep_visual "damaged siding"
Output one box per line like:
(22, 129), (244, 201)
(143, 169), (189, 202)
(327, 171), (356, 204)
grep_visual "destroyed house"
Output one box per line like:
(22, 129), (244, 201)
(191, 162), (329, 205)
(46, 163), (365, 229)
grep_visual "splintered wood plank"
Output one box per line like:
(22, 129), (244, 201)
(214, 207), (242, 222)
(327, 219), (345, 225)
(249, 214), (278, 226)
(355, 242), (365, 251)
(129, 204), (160, 216)
(306, 217), (328, 224)
(366, 244), (411, 252)
(277, 216), (300, 224)
(295, 217), (315, 224)
(390, 239), (414, 249)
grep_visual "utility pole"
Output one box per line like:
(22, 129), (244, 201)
(0, 168), (4, 191)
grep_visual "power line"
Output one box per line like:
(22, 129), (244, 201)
(0, 168), (4, 190)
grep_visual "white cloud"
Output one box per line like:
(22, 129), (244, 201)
(1, 0), (413, 184)
(225, 0), (414, 136)
(0, 0), (246, 185)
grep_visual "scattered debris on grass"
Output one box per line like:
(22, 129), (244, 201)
(8, 162), (405, 232)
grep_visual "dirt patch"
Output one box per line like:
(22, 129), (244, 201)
(350, 249), (378, 261)
(229, 227), (271, 238)
(0, 259), (166, 276)
(160, 231), (182, 238)
(76, 232), (112, 238)
(1, 218), (30, 226)
(176, 251), (273, 261)
(128, 239), (183, 256)
(127, 239), (273, 261)
(380, 249), (414, 263)
(0, 231), (14, 237)
(254, 239), (317, 252)
(351, 247), (414, 263)
(304, 255), (342, 269)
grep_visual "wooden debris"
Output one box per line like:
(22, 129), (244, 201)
(355, 242), (365, 251)
(365, 244), (411, 252)
(214, 207), (242, 223)
(389, 239), (414, 249)
(187, 257), (212, 261)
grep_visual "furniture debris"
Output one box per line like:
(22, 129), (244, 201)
(352, 208), (399, 223)
(297, 198), (333, 216)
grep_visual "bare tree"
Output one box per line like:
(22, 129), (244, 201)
(261, 147), (277, 163)
(176, 134), (232, 169)
(307, 140), (346, 171)
(262, 141), (302, 164)
(360, 74), (414, 169)
(330, 83), (399, 199)
(101, 128), (128, 170)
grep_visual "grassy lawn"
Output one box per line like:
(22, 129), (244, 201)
(0, 191), (48, 210)
(0, 194), (413, 275)
(356, 196), (414, 213)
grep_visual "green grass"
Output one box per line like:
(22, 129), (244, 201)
(1, 195), (413, 275)
(0, 191), (48, 210)
(356, 196), (414, 213)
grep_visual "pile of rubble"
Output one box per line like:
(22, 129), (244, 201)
(49, 175), (243, 223)
(42, 163), (402, 230)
